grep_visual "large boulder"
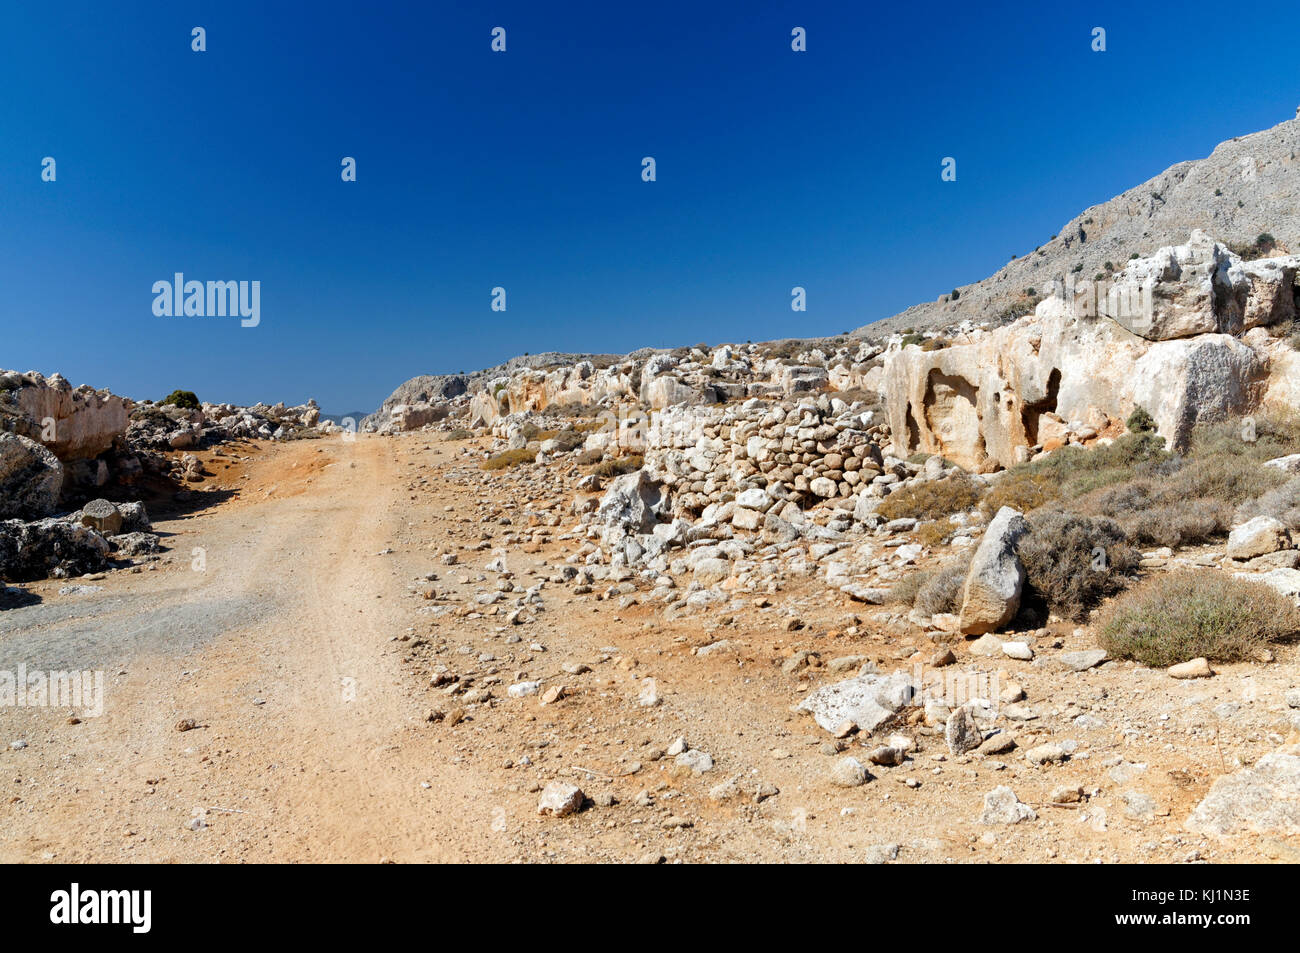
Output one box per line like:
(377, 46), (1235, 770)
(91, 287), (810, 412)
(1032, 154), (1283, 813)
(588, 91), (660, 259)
(594, 469), (668, 543)
(0, 432), (64, 520)
(0, 517), (112, 582)
(1099, 231), (1254, 340)
(1227, 516), (1292, 560)
(959, 506), (1029, 635)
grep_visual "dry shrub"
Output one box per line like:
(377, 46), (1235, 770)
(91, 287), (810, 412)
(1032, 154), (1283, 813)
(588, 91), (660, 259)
(548, 428), (587, 452)
(981, 432), (1170, 518)
(1189, 409), (1300, 464)
(888, 569), (931, 606)
(877, 473), (982, 521)
(1236, 475), (1300, 530)
(916, 518), (956, 548)
(914, 557), (970, 616)
(981, 470), (1056, 517)
(1171, 454), (1284, 506)
(1019, 511), (1139, 621)
(590, 454), (643, 478)
(481, 448), (536, 470)
(1097, 570), (1300, 666)
(1124, 498), (1230, 547)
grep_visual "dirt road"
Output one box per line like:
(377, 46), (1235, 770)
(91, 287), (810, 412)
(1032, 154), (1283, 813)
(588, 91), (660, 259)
(2, 435), (1296, 863)
(0, 436), (501, 862)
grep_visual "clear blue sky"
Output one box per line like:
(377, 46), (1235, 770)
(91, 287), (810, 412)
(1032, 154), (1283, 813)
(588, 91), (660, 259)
(2, 1), (1298, 412)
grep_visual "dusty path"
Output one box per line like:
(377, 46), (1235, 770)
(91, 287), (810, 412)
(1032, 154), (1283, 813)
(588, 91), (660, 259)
(0, 436), (496, 862)
(3, 434), (1298, 864)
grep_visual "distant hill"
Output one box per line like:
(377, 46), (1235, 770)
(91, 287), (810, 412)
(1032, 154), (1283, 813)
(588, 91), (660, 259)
(854, 113), (1300, 341)
(318, 410), (369, 425)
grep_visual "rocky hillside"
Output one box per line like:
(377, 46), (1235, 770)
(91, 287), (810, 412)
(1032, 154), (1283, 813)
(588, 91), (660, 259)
(362, 350), (632, 431)
(856, 113), (1300, 341)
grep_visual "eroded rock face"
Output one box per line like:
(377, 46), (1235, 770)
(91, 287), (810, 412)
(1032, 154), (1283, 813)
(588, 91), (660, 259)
(0, 432), (64, 520)
(884, 239), (1281, 467)
(0, 370), (132, 461)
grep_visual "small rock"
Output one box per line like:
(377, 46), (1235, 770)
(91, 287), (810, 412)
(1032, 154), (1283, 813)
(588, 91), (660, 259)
(979, 785), (1036, 824)
(830, 756), (870, 787)
(1001, 641), (1034, 661)
(977, 732), (1016, 755)
(945, 707), (982, 755)
(507, 681), (540, 698)
(1059, 649), (1108, 672)
(1026, 743), (1066, 765)
(863, 843), (899, 864)
(1168, 657), (1213, 679)
(536, 781), (585, 817)
(868, 745), (907, 766)
(1050, 784), (1083, 804)
(675, 749), (714, 773)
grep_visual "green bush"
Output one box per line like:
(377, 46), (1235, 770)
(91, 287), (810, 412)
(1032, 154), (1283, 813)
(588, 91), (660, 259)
(1126, 405), (1156, 434)
(1098, 571), (1299, 666)
(161, 389), (200, 410)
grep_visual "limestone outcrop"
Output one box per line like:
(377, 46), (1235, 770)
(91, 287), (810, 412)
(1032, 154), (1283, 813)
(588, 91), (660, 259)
(0, 370), (132, 460)
(884, 233), (1292, 468)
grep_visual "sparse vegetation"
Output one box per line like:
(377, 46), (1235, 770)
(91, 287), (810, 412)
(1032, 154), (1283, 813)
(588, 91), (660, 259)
(890, 555), (970, 615)
(876, 473), (982, 521)
(1098, 571), (1300, 666)
(916, 517), (957, 548)
(481, 448), (536, 469)
(589, 454), (643, 478)
(981, 431), (1170, 518)
(1230, 232), (1280, 259)
(1019, 511), (1139, 621)
(444, 428), (473, 441)
(913, 556), (970, 616)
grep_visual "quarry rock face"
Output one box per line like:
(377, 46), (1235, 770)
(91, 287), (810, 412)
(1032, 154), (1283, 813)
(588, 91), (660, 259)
(884, 233), (1287, 467)
(0, 370), (132, 461)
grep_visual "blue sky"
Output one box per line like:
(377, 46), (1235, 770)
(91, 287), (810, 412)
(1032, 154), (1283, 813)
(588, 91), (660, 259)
(2, 1), (1298, 412)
